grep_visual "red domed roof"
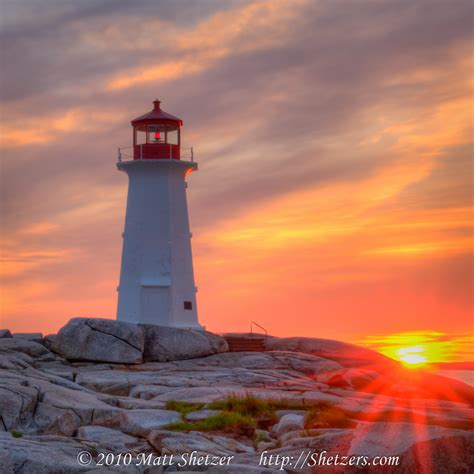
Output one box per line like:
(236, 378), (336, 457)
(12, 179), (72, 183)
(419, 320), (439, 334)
(131, 100), (183, 127)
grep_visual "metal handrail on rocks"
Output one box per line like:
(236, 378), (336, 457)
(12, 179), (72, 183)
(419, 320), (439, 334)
(250, 321), (268, 341)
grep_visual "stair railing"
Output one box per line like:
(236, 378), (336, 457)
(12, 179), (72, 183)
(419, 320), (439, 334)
(250, 321), (268, 341)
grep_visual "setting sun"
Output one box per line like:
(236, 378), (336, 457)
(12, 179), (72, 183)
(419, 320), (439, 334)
(358, 331), (474, 367)
(396, 346), (429, 367)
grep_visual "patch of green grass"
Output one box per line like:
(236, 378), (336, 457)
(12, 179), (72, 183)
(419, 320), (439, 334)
(164, 394), (322, 438)
(254, 431), (270, 444)
(88, 446), (99, 457)
(164, 400), (205, 416)
(305, 403), (356, 429)
(10, 430), (23, 438)
(268, 400), (307, 410)
(209, 394), (277, 420)
(164, 410), (256, 435)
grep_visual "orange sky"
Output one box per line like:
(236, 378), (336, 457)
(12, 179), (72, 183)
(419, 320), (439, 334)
(0, 0), (472, 362)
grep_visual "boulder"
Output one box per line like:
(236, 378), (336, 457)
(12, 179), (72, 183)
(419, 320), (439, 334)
(142, 325), (228, 362)
(273, 414), (305, 437)
(275, 409), (307, 419)
(51, 318), (145, 364)
(205, 331), (230, 353)
(0, 330), (12, 338)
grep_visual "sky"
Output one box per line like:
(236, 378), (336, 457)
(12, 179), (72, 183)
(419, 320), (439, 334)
(0, 0), (472, 362)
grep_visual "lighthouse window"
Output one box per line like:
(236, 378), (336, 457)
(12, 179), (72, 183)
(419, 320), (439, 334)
(184, 301), (193, 310)
(148, 125), (165, 143)
(166, 128), (179, 145)
(136, 128), (147, 145)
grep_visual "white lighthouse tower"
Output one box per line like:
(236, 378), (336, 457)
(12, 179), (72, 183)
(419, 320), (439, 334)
(116, 99), (201, 329)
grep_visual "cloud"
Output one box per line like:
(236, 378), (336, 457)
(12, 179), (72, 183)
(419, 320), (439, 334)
(0, 0), (472, 339)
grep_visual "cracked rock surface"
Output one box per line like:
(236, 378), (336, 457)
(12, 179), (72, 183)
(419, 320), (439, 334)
(50, 318), (229, 365)
(51, 318), (145, 364)
(1, 319), (473, 473)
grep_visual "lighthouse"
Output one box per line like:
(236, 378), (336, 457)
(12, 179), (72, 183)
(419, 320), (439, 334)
(116, 99), (202, 329)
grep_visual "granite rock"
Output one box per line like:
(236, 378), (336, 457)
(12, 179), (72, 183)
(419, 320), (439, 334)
(142, 325), (228, 362)
(119, 409), (181, 436)
(274, 414), (305, 437)
(51, 318), (145, 364)
(0, 431), (139, 473)
(13, 333), (44, 344)
(185, 409), (221, 421)
(76, 426), (148, 452)
(2, 324), (473, 473)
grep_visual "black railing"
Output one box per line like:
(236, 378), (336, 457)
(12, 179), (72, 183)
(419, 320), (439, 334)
(117, 145), (194, 162)
(250, 321), (268, 340)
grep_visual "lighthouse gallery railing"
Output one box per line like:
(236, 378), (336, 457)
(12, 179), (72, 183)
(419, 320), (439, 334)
(117, 145), (194, 163)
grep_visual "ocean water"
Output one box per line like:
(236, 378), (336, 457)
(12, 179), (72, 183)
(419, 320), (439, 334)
(435, 370), (474, 387)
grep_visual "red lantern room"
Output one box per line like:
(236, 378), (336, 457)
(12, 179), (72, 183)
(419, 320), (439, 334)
(131, 99), (182, 160)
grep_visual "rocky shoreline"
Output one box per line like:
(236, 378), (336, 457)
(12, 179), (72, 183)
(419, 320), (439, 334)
(1, 318), (473, 473)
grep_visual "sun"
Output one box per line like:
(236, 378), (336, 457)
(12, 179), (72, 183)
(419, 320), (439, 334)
(358, 331), (470, 368)
(396, 345), (429, 367)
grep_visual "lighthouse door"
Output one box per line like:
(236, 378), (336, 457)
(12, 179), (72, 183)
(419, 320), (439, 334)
(140, 286), (170, 325)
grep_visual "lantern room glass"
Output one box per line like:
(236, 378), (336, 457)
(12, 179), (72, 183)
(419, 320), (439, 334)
(147, 125), (164, 143)
(133, 124), (180, 146)
(135, 129), (147, 145)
